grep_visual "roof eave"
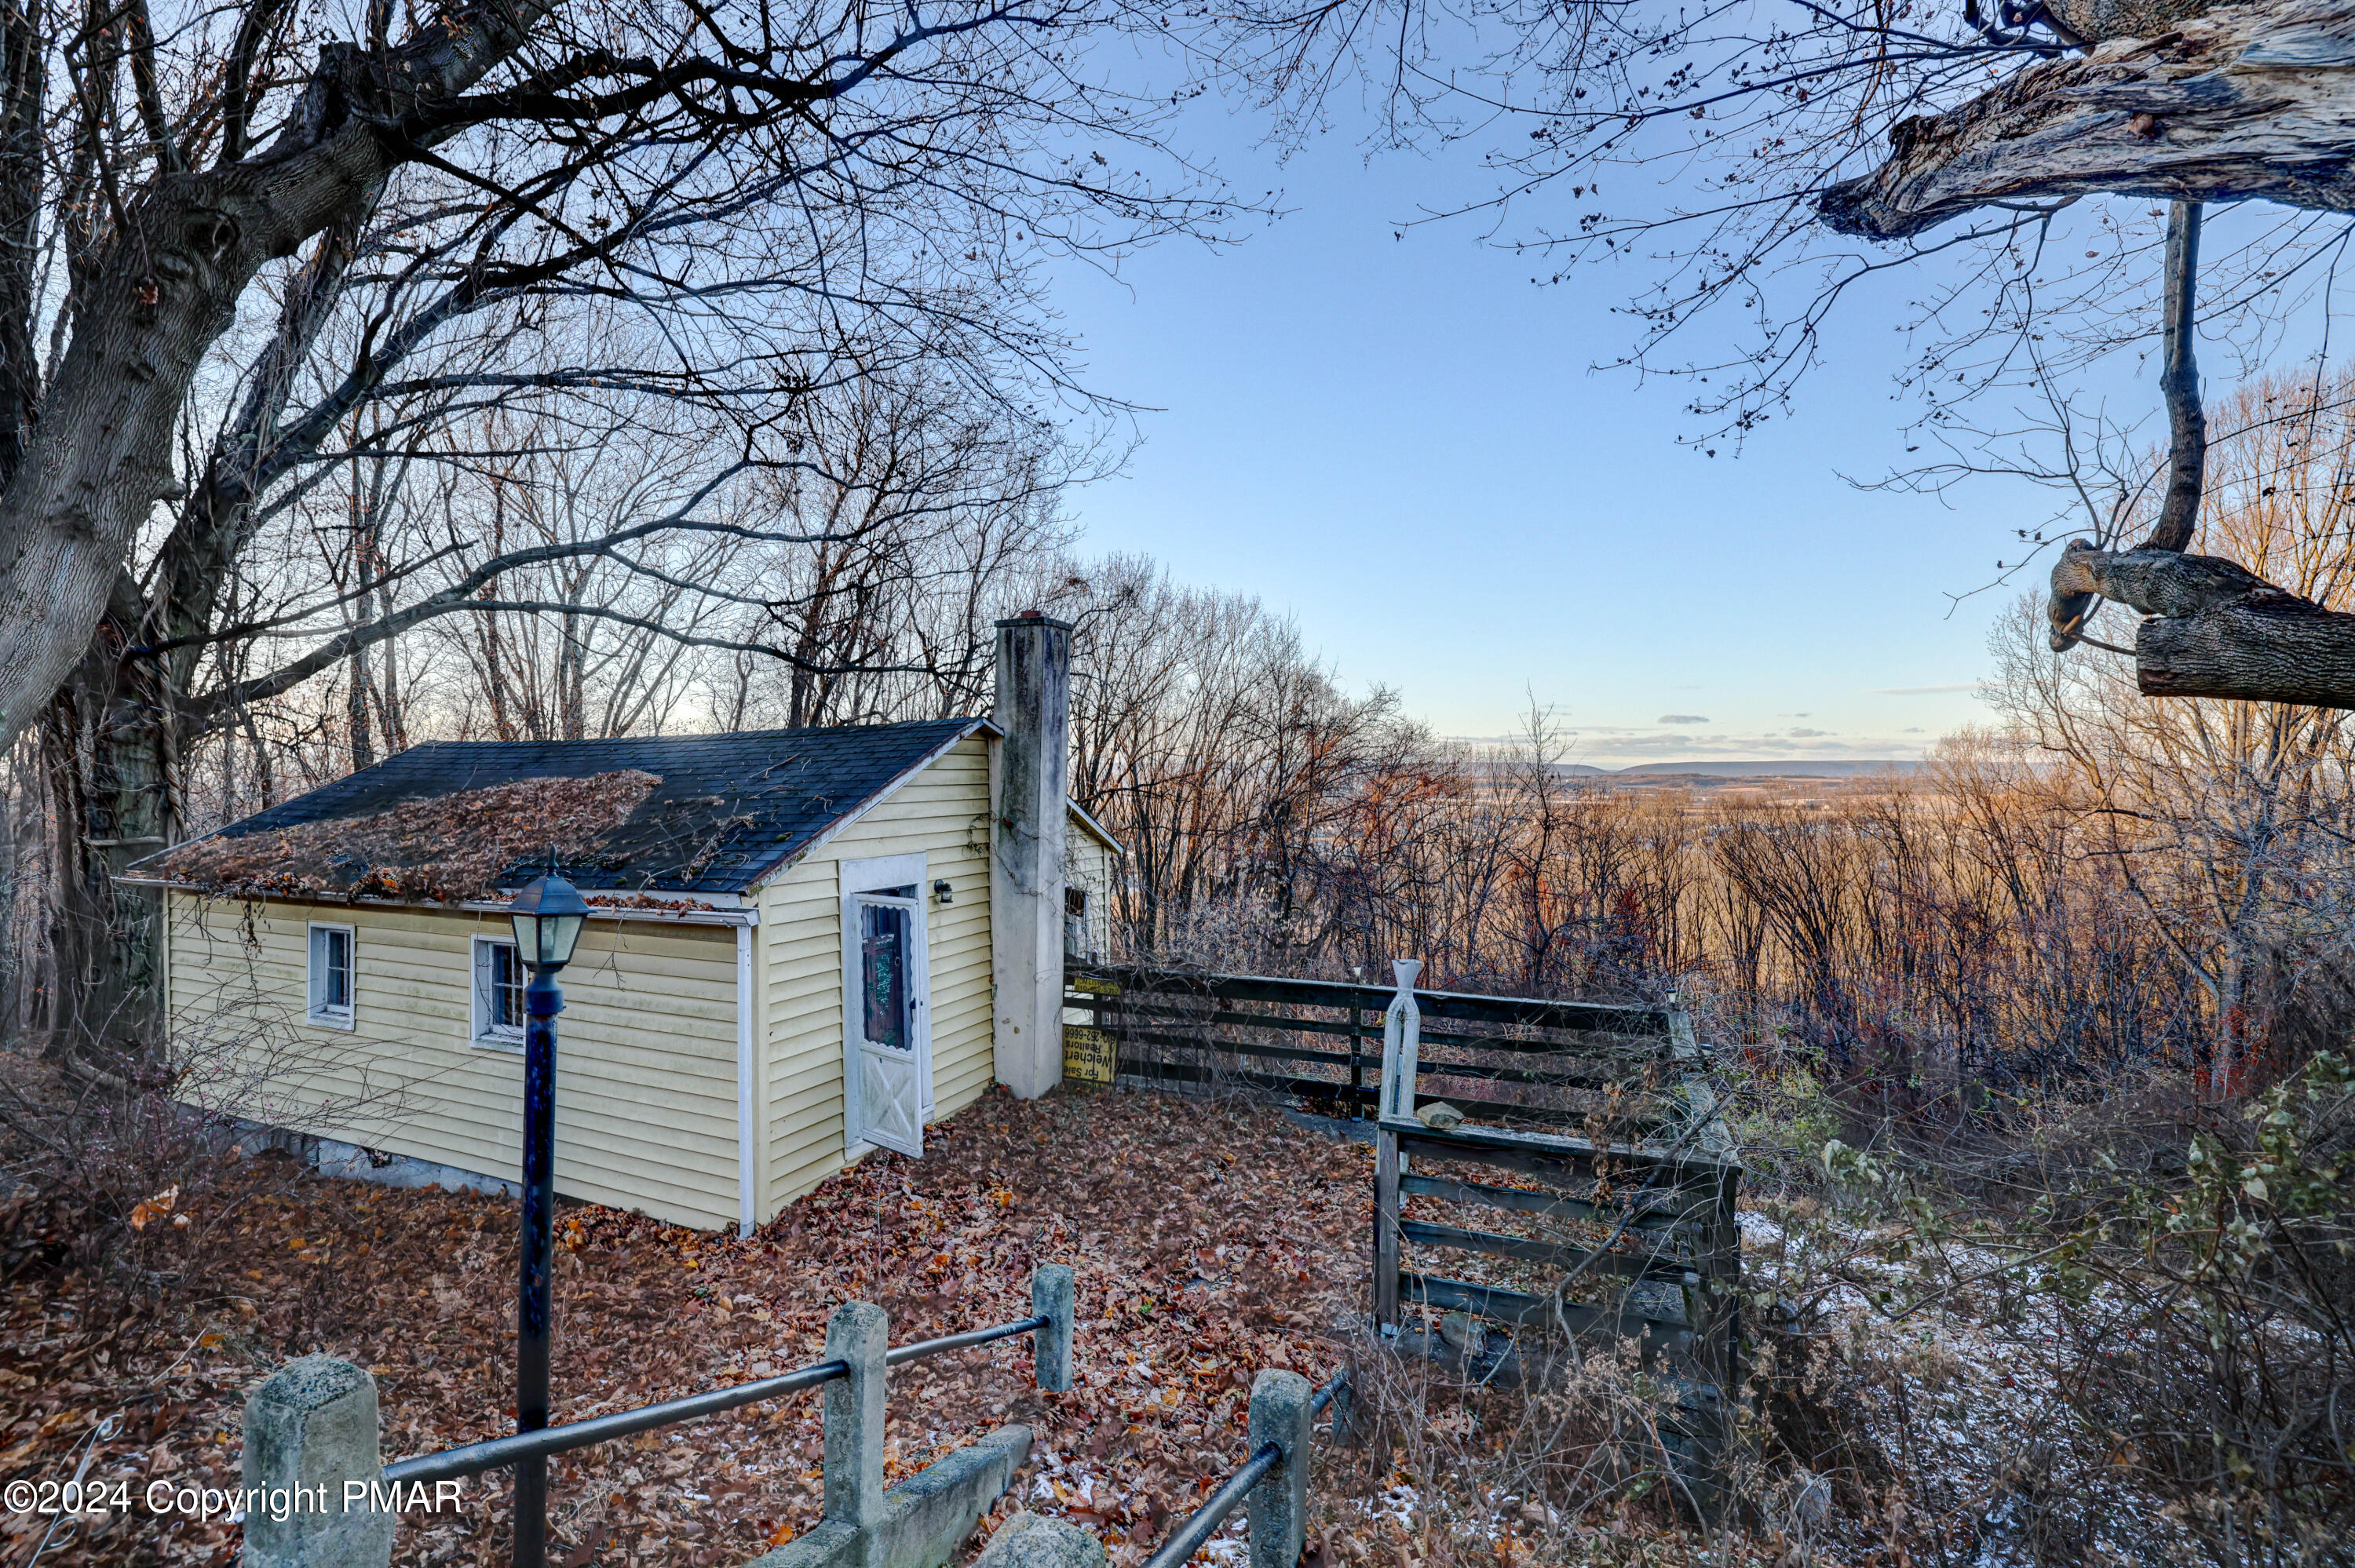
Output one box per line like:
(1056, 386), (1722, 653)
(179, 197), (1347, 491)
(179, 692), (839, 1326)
(736, 717), (994, 895)
(132, 877), (758, 924)
(1065, 797), (1126, 858)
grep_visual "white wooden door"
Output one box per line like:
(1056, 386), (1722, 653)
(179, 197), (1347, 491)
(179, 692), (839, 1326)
(845, 890), (927, 1157)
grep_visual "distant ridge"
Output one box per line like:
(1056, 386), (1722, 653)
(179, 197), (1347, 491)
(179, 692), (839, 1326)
(1551, 760), (1923, 779)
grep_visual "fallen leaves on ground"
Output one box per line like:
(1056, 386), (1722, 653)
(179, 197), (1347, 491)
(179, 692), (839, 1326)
(1, 1085), (1371, 1566)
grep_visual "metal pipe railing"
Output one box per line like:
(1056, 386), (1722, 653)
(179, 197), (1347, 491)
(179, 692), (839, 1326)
(1139, 1370), (1349, 1568)
(1141, 1443), (1283, 1568)
(383, 1358), (849, 1483)
(886, 1313), (1050, 1366)
(384, 1307), (1054, 1486)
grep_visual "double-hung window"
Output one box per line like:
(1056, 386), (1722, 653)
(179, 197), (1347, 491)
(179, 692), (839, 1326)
(473, 937), (527, 1048)
(307, 924), (356, 1027)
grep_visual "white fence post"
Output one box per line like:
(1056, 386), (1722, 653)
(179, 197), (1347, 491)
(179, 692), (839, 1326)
(1377, 960), (1422, 1122)
(1374, 959), (1422, 1329)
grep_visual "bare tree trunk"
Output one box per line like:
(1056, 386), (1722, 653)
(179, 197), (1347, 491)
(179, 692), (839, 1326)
(39, 596), (173, 1052)
(0, 0), (555, 749)
(2146, 202), (2207, 555)
(345, 454), (381, 769)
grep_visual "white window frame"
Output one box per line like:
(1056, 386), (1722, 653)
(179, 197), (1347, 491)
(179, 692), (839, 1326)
(471, 935), (527, 1050)
(307, 922), (356, 1029)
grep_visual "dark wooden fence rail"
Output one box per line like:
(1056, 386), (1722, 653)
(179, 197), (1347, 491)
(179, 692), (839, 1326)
(1064, 963), (1742, 1520)
(1061, 966), (1694, 1135)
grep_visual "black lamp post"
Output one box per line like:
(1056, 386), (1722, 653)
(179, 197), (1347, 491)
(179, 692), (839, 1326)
(506, 871), (588, 1568)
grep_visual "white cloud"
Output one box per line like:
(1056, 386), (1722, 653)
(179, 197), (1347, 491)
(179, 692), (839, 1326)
(1864, 684), (1973, 695)
(1574, 732), (1926, 762)
(1787, 727), (1829, 738)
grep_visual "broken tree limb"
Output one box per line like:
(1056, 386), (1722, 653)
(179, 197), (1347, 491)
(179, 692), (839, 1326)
(2050, 199), (2210, 654)
(2048, 542), (2355, 706)
(1816, 0), (2355, 240)
(2138, 600), (2355, 702)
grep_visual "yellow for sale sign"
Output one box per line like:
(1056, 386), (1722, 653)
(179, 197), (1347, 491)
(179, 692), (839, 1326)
(1062, 1025), (1115, 1085)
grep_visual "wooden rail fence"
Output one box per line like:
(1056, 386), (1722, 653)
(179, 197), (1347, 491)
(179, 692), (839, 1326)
(1064, 961), (1743, 1519)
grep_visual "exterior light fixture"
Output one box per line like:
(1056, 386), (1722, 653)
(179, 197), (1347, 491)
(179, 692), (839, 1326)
(502, 867), (591, 1568)
(509, 872), (590, 972)
(933, 879), (954, 906)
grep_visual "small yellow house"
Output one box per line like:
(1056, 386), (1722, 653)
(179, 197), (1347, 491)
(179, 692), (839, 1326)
(134, 614), (1112, 1233)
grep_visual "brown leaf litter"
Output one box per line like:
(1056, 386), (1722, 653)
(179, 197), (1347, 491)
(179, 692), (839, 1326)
(1, 1087), (1379, 1568)
(150, 771), (660, 905)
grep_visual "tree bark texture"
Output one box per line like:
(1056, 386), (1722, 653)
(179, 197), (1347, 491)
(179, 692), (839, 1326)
(1817, 0), (2355, 240)
(40, 600), (173, 1053)
(2050, 542), (2355, 706)
(2147, 201), (2207, 552)
(0, 2), (550, 749)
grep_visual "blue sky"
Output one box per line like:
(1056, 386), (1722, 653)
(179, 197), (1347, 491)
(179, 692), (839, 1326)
(1042, 104), (2127, 767)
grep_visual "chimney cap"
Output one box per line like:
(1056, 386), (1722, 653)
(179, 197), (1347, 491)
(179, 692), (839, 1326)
(995, 612), (1075, 633)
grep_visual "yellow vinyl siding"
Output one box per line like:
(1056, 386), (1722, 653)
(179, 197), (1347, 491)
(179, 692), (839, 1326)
(164, 895), (743, 1229)
(1067, 817), (1114, 962)
(162, 724), (1068, 1234)
(756, 733), (995, 1215)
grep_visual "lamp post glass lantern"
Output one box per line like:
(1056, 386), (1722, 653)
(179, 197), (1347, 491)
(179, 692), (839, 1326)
(509, 873), (589, 970)
(506, 871), (588, 1568)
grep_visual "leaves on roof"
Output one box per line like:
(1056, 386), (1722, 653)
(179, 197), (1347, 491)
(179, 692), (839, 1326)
(153, 770), (662, 905)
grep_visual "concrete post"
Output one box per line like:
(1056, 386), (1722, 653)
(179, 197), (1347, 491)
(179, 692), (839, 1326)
(823, 1302), (889, 1533)
(973, 1511), (1108, 1568)
(1247, 1370), (1313, 1568)
(240, 1355), (394, 1568)
(991, 611), (1072, 1099)
(1031, 1264), (1074, 1393)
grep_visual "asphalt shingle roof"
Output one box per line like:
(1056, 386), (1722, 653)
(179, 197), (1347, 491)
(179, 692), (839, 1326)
(159, 719), (988, 896)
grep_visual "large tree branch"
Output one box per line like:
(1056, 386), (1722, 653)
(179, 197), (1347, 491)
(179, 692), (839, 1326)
(1818, 0), (2355, 240)
(2049, 542), (2355, 706)
(0, 0), (560, 745)
(203, 595), (950, 718)
(2147, 199), (2207, 552)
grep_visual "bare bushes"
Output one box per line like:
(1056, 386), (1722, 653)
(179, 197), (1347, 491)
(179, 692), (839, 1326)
(2033, 1054), (2355, 1563)
(1320, 1328), (1724, 1565)
(1059, 626), (2242, 1096)
(0, 921), (403, 1304)
(1717, 1056), (2355, 1566)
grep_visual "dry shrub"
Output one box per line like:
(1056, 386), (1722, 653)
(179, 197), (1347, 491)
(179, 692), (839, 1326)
(2028, 1056), (2355, 1566)
(152, 768), (659, 903)
(1726, 1055), (2355, 1568)
(0, 933), (408, 1311)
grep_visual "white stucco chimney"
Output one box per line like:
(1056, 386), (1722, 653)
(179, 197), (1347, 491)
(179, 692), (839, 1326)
(991, 611), (1072, 1099)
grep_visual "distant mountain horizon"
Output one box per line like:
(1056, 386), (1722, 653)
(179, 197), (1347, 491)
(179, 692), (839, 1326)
(1548, 759), (1925, 779)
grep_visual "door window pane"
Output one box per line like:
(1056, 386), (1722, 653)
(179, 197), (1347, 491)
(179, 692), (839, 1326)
(860, 903), (911, 1052)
